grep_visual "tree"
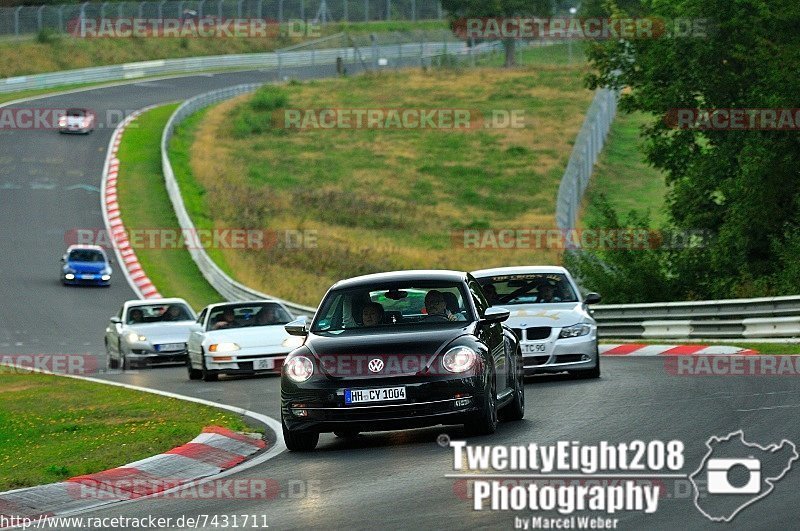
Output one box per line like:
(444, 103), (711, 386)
(441, 0), (553, 67)
(585, 0), (800, 299)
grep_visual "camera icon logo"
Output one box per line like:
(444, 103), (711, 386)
(690, 430), (798, 522)
(706, 457), (761, 494)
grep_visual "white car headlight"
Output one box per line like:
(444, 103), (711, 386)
(64, 273), (75, 280)
(282, 336), (304, 349)
(101, 274), (111, 281)
(209, 343), (240, 353)
(559, 323), (592, 339)
(285, 356), (314, 382)
(127, 332), (146, 343)
(442, 346), (477, 373)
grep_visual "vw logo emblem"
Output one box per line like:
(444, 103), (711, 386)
(368, 358), (384, 373)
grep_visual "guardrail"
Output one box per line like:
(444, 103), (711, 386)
(0, 31), (463, 93)
(593, 296), (800, 339)
(0, 0), (445, 37)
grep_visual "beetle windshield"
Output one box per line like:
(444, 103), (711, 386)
(311, 281), (474, 333)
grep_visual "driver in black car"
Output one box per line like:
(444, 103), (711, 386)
(423, 290), (465, 322)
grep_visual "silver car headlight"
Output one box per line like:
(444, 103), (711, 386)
(558, 323), (592, 339)
(282, 336), (304, 349)
(127, 332), (147, 343)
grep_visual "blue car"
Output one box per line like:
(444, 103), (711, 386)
(61, 245), (112, 286)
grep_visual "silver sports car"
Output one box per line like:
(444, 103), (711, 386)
(104, 298), (197, 370)
(472, 266), (602, 378)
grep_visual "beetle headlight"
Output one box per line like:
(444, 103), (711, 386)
(558, 323), (592, 338)
(127, 332), (146, 343)
(285, 355), (314, 382)
(442, 346), (477, 373)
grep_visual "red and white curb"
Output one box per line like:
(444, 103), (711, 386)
(101, 106), (161, 300)
(0, 426), (265, 522)
(600, 344), (759, 356)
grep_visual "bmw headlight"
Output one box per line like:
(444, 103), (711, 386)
(282, 336), (304, 349)
(209, 343), (240, 353)
(127, 332), (146, 343)
(558, 323), (592, 339)
(285, 355), (314, 382)
(442, 346), (477, 373)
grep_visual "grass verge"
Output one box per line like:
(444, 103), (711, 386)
(116, 104), (223, 310)
(581, 111), (667, 228)
(0, 367), (252, 490)
(173, 44), (594, 306)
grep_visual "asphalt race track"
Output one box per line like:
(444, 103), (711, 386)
(2, 68), (799, 530)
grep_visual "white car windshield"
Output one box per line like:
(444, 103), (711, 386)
(207, 303), (292, 331)
(477, 273), (578, 305)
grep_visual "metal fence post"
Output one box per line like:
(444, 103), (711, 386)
(237, 0), (243, 17)
(385, 0), (390, 20)
(58, 5), (66, 32)
(117, 2), (124, 18)
(279, 0), (283, 22)
(217, 0), (223, 19)
(364, 0), (368, 21)
(14, 6), (22, 36)
(257, 0), (262, 19)
(437, 1), (442, 20)
(342, 0), (347, 22)
(301, 0), (305, 21)
(411, 0), (415, 21)
(37, 5), (45, 32)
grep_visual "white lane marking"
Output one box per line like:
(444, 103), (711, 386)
(736, 403), (800, 412)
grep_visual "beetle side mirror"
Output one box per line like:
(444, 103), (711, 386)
(584, 293), (602, 305)
(285, 316), (309, 337)
(481, 306), (510, 324)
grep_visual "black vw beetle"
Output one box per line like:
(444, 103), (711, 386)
(281, 270), (524, 451)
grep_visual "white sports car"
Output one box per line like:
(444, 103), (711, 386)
(472, 266), (602, 378)
(105, 298), (197, 370)
(186, 300), (303, 382)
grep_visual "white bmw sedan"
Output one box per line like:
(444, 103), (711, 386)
(186, 300), (304, 381)
(472, 266), (602, 378)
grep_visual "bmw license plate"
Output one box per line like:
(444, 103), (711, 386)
(522, 343), (547, 354)
(254, 358), (274, 370)
(156, 343), (184, 352)
(345, 387), (406, 405)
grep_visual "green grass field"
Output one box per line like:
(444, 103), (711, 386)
(0, 367), (252, 490)
(582, 111), (667, 228)
(171, 43), (595, 306)
(115, 104), (223, 310)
